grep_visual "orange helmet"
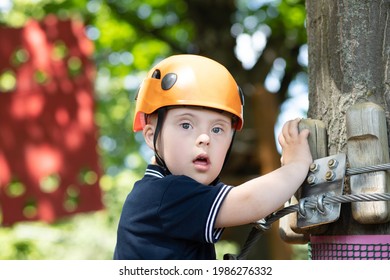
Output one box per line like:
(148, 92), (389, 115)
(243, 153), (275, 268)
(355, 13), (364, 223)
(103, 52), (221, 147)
(133, 54), (244, 132)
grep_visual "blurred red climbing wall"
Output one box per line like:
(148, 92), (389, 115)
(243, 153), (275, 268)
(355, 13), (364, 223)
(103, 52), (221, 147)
(0, 15), (104, 226)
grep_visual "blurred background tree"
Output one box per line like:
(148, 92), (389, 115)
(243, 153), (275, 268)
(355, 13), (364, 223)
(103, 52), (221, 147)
(0, 0), (308, 260)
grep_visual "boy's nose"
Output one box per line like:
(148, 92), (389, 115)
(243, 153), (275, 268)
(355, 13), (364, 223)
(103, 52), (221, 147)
(196, 133), (210, 146)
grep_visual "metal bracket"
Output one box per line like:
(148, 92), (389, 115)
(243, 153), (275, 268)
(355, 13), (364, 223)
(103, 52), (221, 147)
(279, 118), (328, 243)
(297, 153), (346, 228)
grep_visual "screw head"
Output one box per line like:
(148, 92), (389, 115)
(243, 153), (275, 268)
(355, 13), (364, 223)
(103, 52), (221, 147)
(328, 159), (338, 169)
(309, 163), (319, 172)
(325, 170), (335, 181)
(307, 174), (317, 185)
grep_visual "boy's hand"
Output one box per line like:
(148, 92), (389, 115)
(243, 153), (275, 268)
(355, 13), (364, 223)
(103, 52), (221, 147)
(278, 118), (312, 167)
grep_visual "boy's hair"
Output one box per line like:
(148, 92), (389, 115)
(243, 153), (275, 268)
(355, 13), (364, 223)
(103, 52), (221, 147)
(133, 54), (244, 132)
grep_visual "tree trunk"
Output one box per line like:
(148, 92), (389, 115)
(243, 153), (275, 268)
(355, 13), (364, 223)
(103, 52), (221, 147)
(306, 0), (390, 237)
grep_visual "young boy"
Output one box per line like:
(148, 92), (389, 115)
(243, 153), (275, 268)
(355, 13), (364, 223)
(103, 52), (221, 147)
(113, 54), (312, 259)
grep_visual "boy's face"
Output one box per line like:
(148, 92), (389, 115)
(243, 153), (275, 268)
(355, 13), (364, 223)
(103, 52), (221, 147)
(157, 107), (234, 185)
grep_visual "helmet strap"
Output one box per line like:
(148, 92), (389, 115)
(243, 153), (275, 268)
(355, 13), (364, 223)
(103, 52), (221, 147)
(223, 130), (236, 168)
(153, 108), (171, 174)
(209, 130), (236, 186)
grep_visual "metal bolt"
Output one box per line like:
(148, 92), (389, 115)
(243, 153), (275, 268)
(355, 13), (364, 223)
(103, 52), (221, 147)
(309, 163), (319, 172)
(325, 170), (335, 181)
(307, 174), (317, 185)
(328, 159), (338, 169)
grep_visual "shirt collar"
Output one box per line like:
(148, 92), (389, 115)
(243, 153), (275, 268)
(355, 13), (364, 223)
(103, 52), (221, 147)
(144, 164), (167, 178)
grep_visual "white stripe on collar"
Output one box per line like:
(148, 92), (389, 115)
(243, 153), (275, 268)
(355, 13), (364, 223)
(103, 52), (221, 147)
(145, 168), (164, 178)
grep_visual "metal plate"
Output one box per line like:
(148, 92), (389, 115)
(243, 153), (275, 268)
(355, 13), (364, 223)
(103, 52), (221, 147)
(297, 153), (346, 229)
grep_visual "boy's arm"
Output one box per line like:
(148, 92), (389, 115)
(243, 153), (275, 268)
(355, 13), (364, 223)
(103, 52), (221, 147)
(215, 118), (312, 228)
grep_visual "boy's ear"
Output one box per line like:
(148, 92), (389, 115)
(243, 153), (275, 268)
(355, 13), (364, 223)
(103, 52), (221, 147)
(143, 124), (155, 150)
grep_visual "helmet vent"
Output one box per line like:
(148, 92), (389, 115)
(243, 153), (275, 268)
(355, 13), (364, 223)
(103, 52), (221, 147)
(151, 69), (161, 79)
(161, 73), (177, 90)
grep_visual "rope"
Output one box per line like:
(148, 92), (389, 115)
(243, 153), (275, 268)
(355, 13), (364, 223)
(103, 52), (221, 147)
(266, 192), (390, 229)
(346, 163), (390, 175)
(227, 162), (390, 260)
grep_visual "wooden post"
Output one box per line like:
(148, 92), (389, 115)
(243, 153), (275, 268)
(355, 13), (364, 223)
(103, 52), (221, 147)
(279, 118), (328, 243)
(346, 102), (390, 224)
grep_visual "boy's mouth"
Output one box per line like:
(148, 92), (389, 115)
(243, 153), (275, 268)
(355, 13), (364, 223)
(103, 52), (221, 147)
(193, 154), (210, 166)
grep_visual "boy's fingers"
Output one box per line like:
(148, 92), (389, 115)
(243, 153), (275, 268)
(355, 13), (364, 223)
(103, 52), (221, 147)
(299, 128), (310, 138)
(282, 118), (300, 139)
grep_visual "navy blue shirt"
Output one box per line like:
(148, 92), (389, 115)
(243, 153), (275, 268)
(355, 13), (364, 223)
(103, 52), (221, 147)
(113, 164), (232, 260)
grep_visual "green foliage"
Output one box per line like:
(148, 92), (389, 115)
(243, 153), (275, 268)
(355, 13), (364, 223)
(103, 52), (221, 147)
(0, 214), (113, 260)
(95, 15), (137, 51)
(236, 0), (306, 45)
(0, 168), (138, 260)
(291, 244), (309, 260)
(215, 240), (240, 260)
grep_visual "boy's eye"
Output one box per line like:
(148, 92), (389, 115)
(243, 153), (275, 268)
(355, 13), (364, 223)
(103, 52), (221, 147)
(212, 127), (223, 134)
(180, 123), (192, 129)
